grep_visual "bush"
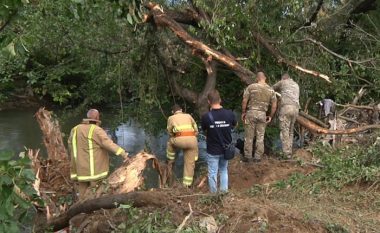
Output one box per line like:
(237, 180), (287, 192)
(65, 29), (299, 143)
(0, 150), (42, 233)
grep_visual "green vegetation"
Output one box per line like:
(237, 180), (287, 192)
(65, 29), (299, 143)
(0, 151), (42, 233)
(113, 204), (205, 233)
(248, 134), (380, 194)
(1, 0), (379, 126)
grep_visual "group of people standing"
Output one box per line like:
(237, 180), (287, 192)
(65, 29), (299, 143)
(166, 71), (300, 193)
(68, 71), (299, 199)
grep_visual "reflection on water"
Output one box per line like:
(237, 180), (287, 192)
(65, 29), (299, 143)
(0, 109), (43, 154)
(0, 109), (239, 188)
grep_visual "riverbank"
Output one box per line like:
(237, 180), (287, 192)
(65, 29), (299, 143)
(67, 150), (380, 232)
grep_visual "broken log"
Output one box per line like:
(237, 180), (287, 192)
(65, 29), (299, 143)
(297, 116), (380, 134)
(299, 111), (329, 128)
(35, 107), (68, 160)
(45, 191), (167, 232)
(34, 108), (74, 219)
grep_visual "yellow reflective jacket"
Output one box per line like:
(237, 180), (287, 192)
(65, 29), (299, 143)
(68, 119), (125, 182)
(167, 111), (198, 137)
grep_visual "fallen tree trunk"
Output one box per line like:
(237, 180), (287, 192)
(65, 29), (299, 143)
(45, 191), (167, 232)
(299, 111), (329, 128)
(297, 115), (380, 134)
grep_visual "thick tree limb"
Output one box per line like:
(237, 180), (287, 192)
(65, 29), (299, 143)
(46, 191), (167, 232)
(196, 58), (217, 116)
(299, 111), (329, 128)
(297, 115), (380, 134)
(153, 39), (199, 103)
(146, 2), (331, 84)
(251, 32), (331, 83)
(145, 2), (254, 84)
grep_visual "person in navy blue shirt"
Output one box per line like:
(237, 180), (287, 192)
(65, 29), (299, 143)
(201, 90), (237, 193)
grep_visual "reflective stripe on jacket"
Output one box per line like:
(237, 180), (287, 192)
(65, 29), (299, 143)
(68, 119), (125, 182)
(166, 111), (198, 137)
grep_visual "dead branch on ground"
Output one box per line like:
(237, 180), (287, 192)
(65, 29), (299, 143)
(44, 191), (167, 232)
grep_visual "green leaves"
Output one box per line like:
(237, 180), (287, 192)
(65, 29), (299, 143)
(0, 150), (42, 232)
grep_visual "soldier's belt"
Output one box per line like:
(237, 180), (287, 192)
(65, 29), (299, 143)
(175, 131), (196, 137)
(247, 107), (266, 112)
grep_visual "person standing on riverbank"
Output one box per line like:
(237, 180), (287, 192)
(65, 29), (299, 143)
(68, 109), (129, 200)
(201, 90), (237, 193)
(166, 104), (199, 187)
(273, 73), (299, 158)
(241, 71), (277, 162)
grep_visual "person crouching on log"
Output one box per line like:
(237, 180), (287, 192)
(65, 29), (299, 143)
(68, 109), (129, 200)
(166, 104), (199, 187)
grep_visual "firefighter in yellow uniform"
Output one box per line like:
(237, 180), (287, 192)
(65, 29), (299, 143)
(68, 109), (128, 200)
(166, 104), (199, 186)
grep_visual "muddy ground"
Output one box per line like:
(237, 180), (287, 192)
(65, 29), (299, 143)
(67, 149), (379, 233)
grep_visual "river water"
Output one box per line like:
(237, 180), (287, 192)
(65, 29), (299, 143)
(0, 108), (211, 187)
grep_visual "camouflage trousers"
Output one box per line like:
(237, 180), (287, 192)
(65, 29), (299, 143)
(279, 105), (299, 155)
(166, 136), (198, 186)
(244, 110), (267, 159)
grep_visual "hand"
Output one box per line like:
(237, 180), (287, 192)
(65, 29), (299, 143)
(121, 152), (129, 162)
(266, 116), (272, 123)
(241, 113), (246, 122)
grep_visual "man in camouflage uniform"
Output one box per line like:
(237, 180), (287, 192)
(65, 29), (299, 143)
(242, 72), (277, 162)
(273, 73), (300, 158)
(166, 104), (199, 186)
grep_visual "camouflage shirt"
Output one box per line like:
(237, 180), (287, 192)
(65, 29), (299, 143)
(243, 83), (277, 112)
(273, 78), (299, 108)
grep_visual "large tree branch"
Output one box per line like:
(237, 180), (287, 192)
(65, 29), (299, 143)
(197, 57), (217, 115)
(45, 191), (166, 232)
(251, 31), (331, 83)
(297, 115), (380, 134)
(155, 44), (198, 103)
(145, 2), (254, 84)
(146, 3), (331, 83)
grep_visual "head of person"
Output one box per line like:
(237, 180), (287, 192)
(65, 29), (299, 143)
(207, 90), (221, 106)
(171, 104), (182, 114)
(282, 73), (290, 80)
(87, 109), (100, 123)
(256, 71), (266, 83)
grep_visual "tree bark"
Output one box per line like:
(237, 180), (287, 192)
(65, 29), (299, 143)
(196, 58), (217, 116)
(145, 2), (254, 84)
(45, 191), (167, 232)
(297, 115), (380, 134)
(151, 2), (331, 83)
(299, 111), (329, 128)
